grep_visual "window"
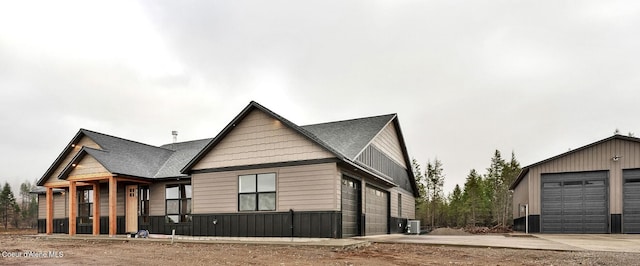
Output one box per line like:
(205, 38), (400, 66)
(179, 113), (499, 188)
(78, 188), (93, 224)
(140, 186), (150, 224)
(238, 173), (276, 211)
(398, 193), (402, 217)
(165, 184), (191, 223)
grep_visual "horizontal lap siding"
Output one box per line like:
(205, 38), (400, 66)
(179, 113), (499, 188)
(371, 123), (407, 168)
(192, 110), (334, 170)
(44, 137), (100, 185)
(149, 182), (168, 216)
(192, 163), (339, 214)
(38, 194), (46, 219)
(278, 163), (339, 211)
(53, 193), (67, 219)
(390, 187), (415, 219)
(528, 139), (640, 215)
(512, 174), (529, 218)
(192, 171), (239, 214)
(68, 155), (110, 179)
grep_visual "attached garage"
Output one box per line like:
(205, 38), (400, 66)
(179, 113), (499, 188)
(541, 172), (609, 233)
(341, 176), (360, 237)
(365, 185), (388, 235)
(623, 169), (640, 233)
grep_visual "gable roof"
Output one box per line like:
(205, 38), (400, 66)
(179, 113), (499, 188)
(182, 101), (419, 197)
(509, 134), (640, 190)
(181, 101), (348, 172)
(301, 114), (396, 160)
(37, 129), (211, 186)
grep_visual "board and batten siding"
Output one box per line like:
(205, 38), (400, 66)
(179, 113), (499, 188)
(191, 109), (335, 170)
(525, 138), (640, 215)
(390, 187), (415, 219)
(192, 163), (340, 214)
(370, 122), (407, 168)
(512, 174), (529, 219)
(43, 136), (101, 186)
(67, 155), (111, 180)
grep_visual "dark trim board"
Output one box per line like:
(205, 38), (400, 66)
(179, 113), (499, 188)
(389, 217), (407, 234)
(612, 214), (622, 234)
(513, 215), (540, 233)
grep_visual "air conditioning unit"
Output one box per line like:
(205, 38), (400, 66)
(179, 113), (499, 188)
(407, 220), (420, 235)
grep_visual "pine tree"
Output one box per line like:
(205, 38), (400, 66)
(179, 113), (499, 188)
(425, 158), (445, 229)
(448, 184), (464, 227)
(412, 159), (427, 223)
(0, 182), (18, 230)
(463, 169), (483, 226)
(485, 150), (505, 225)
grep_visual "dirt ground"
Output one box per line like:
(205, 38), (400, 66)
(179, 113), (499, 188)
(1, 230), (640, 265)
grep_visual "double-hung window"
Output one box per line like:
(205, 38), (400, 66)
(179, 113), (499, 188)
(238, 173), (276, 211)
(78, 188), (93, 224)
(165, 184), (191, 223)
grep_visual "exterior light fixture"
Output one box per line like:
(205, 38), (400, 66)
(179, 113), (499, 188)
(613, 156), (622, 161)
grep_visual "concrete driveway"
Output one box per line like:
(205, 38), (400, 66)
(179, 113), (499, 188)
(358, 234), (640, 253)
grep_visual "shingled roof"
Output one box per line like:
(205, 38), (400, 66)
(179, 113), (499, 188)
(301, 114), (396, 160)
(36, 129), (211, 186)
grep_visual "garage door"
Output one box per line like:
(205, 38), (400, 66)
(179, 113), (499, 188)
(341, 176), (360, 237)
(623, 169), (640, 233)
(365, 185), (388, 235)
(541, 171), (608, 233)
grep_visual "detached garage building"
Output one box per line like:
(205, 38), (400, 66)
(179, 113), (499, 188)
(511, 134), (640, 233)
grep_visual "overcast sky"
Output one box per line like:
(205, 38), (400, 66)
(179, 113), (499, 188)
(1, 1), (640, 195)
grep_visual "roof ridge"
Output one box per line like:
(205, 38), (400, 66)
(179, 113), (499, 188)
(80, 128), (173, 151)
(159, 137), (214, 147)
(301, 113), (396, 127)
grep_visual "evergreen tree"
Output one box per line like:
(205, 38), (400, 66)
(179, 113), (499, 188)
(0, 182), (18, 230)
(425, 158), (445, 229)
(500, 152), (521, 226)
(19, 181), (37, 228)
(462, 169), (484, 226)
(448, 184), (465, 227)
(412, 159), (427, 222)
(484, 150), (505, 225)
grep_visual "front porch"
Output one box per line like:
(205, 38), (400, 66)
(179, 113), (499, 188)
(44, 176), (150, 236)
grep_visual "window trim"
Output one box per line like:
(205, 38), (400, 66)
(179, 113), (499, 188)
(139, 185), (150, 225)
(165, 183), (192, 224)
(78, 188), (93, 225)
(238, 173), (277, 212)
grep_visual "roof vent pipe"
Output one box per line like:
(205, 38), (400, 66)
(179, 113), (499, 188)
(172, 131), (178, 144)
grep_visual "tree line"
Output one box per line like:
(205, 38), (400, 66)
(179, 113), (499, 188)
(413, 150), (521, 229)
(0, 180), (38, 230)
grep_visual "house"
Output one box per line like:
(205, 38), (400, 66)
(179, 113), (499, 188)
(35, 101), (418, 238)
(510, 134), (640, 234)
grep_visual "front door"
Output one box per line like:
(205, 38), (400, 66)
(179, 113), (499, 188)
(126, 185), (138, 233)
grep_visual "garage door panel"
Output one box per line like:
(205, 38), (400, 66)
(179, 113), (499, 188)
(341, 177), (360, 237)
(541, 172), (608, 233)
(365, 185), (388, 235)
(623, 170), (640, 233)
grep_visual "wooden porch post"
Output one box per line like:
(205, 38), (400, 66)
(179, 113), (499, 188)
(46, 187), (53, 235)
(93, 182), (100, 235)
(69, 181), (77, 236)
(109, 177), (117, 236)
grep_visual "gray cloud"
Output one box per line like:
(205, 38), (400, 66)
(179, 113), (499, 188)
(1, 1), (639, 194)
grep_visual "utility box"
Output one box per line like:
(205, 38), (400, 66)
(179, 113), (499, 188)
(407, 220), (420, 235)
